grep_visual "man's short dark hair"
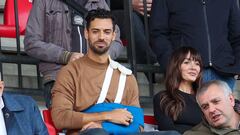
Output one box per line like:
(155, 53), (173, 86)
(85, 8), (116, 31)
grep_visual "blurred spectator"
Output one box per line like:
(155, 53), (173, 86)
(111, 0), (157, 65)
(153, 47), (203, 134)
(0, 81), (48, 135)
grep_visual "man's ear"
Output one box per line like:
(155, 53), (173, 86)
(229, 94), (235, 107)
(112, 30), (116, 41)
(84, 28), (88, 40)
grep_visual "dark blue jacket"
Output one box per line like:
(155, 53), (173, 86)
(150, 0), (240, 76)
(2, 93), (48, 135)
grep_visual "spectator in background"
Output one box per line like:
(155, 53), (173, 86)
(24, 0), (124, 108)
(184, 80), (240, 135)
(110, 0), (157, 65)
(150, 0), (240, 89)
(153, 47), (203, 134)
(0, 81), (48, 135)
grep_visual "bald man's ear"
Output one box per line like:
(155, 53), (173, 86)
(84, 28), (88, 40)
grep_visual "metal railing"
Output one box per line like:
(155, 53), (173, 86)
(123, 0), (164, 103)
(0, 0), (43, 96)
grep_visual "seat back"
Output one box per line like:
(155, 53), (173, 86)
(42, 109), (59, 135)
(42, 109), (158, 134)
(3, 0), (32, 34)
(144, 115), (158, 131)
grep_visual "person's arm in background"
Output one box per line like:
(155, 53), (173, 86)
(132, 0), (152, 16)
(110, 0), (152, 16)
(229, 0), (240, 67)
(24, 0), (122, 65)
(150, 0), (173, 71)
(24, 0), (83, 65)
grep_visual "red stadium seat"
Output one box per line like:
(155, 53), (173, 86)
(144, 115), (158, 131)
(42, 109), (60, 135)
(43, 109), (158, 135)
(0, 0), (32, 38)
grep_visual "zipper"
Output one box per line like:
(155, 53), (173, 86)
(77, 26), (83, 54)
(202, 0), (212, 66)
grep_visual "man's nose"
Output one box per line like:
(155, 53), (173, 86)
(208, 104), (216, 113)
(99, 32), (104, 39)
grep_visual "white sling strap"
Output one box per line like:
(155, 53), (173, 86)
(114, 73), (127, 103)
(96, 65), (114, 104)
(97, 56), (132, 104)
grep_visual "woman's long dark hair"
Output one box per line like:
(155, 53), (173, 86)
(159, 47), (203, 120)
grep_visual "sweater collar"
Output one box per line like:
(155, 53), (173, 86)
(83, 54), (109, 70)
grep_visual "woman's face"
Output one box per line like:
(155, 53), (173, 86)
(180, 53), (201, 83)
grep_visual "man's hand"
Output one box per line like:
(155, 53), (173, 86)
(106, 109), (133, 126)
(69, 52), (84, 62)
(132, 0), (152, 16)
(81, 122), (102, 131)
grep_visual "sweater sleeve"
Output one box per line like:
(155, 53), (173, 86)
(126, 75), (140, 107)
(51, 64), (86, 129)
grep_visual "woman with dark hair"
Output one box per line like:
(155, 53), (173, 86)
(153, 47), (203, 134)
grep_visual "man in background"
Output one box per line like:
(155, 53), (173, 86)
(184, 80), (240, 135)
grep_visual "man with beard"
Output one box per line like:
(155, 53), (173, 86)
(51, 9), (182, 135)
(184, 80), (240, 135)
(50, 9), (142, 135)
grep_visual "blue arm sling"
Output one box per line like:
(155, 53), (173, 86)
(83, 103), (144, 135)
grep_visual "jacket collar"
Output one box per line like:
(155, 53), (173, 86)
(2, 93), (24, 112)
(202, 113), (240, 135)
(234, 99), (240, 114)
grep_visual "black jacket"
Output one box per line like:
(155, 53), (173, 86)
(150, 0), (240, 76)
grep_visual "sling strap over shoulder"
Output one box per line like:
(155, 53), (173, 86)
(97, 56), (132, 104)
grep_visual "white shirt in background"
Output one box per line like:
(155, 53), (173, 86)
(0, 97), (7, 135)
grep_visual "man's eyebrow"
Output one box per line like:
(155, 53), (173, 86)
(90, 28), (100, 31)
(210, 97), (221, 102)
(200, 103), (208, 108)
(90, 28), (112, 31)
(104, 29), (112, 31)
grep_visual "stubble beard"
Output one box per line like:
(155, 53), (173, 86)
(89, 41), (110, 55)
